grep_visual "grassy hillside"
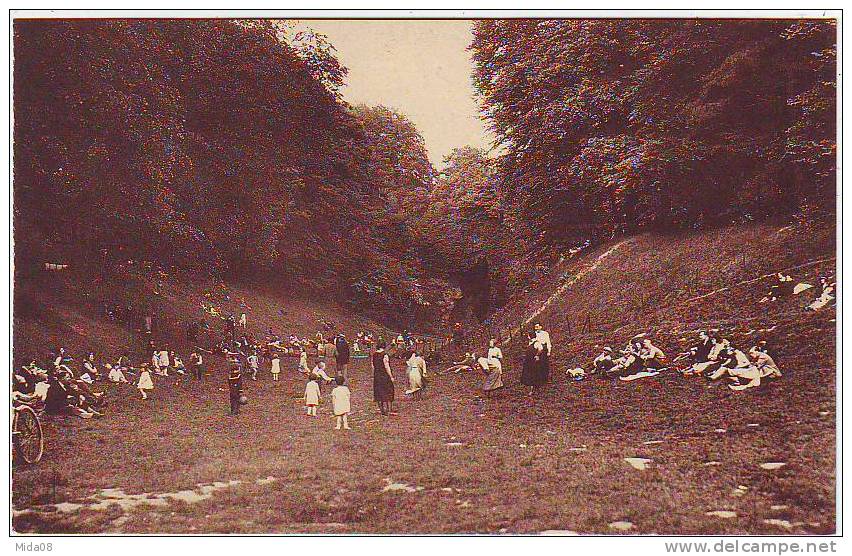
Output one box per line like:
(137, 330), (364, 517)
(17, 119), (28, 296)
(13, 271), (396, 366)
(12, 219), (837, 534)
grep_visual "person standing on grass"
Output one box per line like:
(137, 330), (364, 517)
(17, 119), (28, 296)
(137, 363), (154, 400)
(298, 346), (310, 375)
(332, 375), (352, 430)
(158, 349), (170, 375)
(304, 374), (320, 416)
(487, 338), (504, 366)
(372, 340), (395, 415)
(228, 365), (243, 416)
(325, 338), (337, 369)
(151, 350), (162, 376)
(247, 351), (259, 381)
(405, 348), (427, 398)
(335, 334), (351, 380)
(190, 350), (204, 380)
(270, 353), (281, 381)
(533, 322), (552, 376)
(521, 331), (546, 396)
(478, 354), (504, 395)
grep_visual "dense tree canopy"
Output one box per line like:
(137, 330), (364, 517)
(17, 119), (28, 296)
(13, 19), (456, 327)
(14, 18), (837, 330)
(470, 19), (837, 244)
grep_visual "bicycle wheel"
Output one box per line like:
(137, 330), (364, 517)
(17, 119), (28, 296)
(13, 406), (44, 464)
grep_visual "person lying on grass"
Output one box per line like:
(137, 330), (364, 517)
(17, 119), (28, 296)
(443, 352), (477, 374)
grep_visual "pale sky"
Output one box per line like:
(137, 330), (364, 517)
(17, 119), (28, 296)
(294, 19), (492, 167)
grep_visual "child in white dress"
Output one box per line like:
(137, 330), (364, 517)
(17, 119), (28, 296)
(248, 352), (259, 381)
(298, 348), (309, 374)
(304, 374), (320, 416)
(270, 354), (281, 381)
(331, 375), (351, 430)
(137, 364), (154, 399)
(151, 351), (163, 376)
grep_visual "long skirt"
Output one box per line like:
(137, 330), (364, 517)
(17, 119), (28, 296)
(406, 366), (424, 395)
(374, 372), (394, 402)
(482, 359), (504, 392)
(521, 356), (547, 386)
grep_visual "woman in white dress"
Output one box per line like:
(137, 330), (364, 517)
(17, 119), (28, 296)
(405, 349), (428, 398)
(487, 338), (503, 364)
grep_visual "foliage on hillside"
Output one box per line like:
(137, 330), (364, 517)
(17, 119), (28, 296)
(470, 19), (837, 245)
(13, 19), (457, 328)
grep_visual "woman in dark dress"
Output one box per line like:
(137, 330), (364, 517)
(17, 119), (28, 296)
(520, 331), (547, 396)
(372, 340), (395, 415)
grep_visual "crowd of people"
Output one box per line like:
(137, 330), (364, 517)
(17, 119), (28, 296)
(15, 263), (812, 439)
(585, 328), (782, 391)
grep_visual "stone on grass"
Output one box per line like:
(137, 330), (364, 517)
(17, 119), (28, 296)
(608, 521), (634, 532)
(706, 510), (737, 519)
(760, 462), (787, 470)
(540, 529), (579, 535)
(381, 479), (423, 494)
(731, 485), (749, 497)
(624, 457), (652, 470)
(763, 518), (800, 530)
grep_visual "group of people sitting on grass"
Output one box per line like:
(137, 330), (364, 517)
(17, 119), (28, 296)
(11, 344), (216, 414)
(13, 349), (109, 417)
(759, 273), (835, 311)
(586, 329), (782, 391)
(590, 335), (668, 381)
(677, 330), (782, 390)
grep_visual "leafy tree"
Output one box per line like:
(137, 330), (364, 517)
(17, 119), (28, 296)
(470, 19), (837, 244)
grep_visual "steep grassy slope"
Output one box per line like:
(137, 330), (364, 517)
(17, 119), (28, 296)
(480, 220), (835, 369)
(12, 219), (837, 534)
(13, 272), (395, 366)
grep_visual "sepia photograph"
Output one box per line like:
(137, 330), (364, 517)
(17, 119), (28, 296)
(6, 7), (841, 542)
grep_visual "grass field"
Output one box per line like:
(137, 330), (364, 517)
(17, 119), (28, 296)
(11, 221), (837, 534)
